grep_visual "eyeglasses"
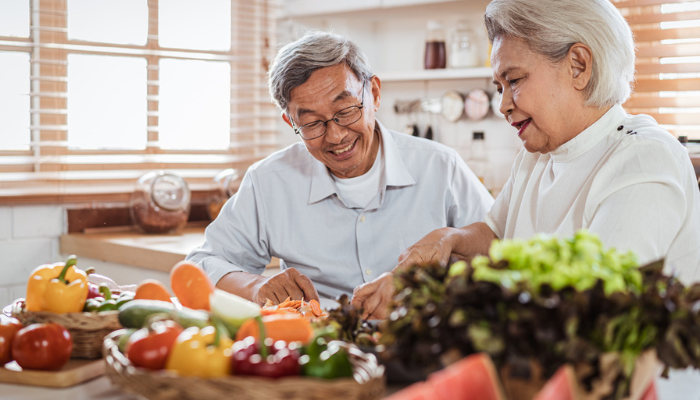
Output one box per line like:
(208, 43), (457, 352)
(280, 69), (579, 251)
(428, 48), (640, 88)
(289, 81), (366, 140)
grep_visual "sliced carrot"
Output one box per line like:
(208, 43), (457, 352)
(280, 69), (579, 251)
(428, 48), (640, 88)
(278, 297), (293, 307)
(261, 308), (288, 316)
(170, 261), (214, 310)
(134, 279), (172, 302)
(309, 299), (322, 317)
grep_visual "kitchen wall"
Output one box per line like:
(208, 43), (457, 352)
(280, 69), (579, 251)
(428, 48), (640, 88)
(0, 205), (169, 308)
(276, 0), (523, 195)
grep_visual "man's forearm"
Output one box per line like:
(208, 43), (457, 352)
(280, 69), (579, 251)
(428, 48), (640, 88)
(215, 271), (266, 302)
(447, 222), (498, 260)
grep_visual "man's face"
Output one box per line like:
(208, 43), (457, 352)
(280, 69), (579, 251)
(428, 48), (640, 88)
(284, 63), (381, 179)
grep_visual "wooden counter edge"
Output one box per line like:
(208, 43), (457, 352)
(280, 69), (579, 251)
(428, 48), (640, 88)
(60, 230), (280, 273)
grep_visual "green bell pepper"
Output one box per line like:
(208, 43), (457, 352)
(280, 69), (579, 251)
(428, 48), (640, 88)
(300, 336), (353, 380)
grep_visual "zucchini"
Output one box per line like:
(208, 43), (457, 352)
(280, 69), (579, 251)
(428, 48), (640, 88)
(118, 299), (210, 329)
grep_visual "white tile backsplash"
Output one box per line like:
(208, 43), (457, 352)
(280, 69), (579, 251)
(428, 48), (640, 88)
(0, 238), (58, 286)
(0, 207), (10, 240)
(12, 205), (64, 238)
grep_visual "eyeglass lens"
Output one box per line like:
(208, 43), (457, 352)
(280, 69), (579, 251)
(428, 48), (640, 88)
(298, 106), (363, 139)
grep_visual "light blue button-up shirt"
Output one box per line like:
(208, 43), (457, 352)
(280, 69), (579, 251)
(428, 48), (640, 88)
(187, 121), (494, 299)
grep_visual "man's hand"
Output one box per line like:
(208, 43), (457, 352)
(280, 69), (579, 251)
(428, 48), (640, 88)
(396, 227), (456, 271)
(252, 268), (320, 305)
(351, 272), (395, 320)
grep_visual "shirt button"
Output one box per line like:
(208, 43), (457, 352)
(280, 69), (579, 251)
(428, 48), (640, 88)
(360, 215), (366, 222)
(365, 269), (372, 275)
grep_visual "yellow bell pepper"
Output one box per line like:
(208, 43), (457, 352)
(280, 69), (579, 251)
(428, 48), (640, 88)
(165, 325), (233, 378)
(25, 255), (89, 313)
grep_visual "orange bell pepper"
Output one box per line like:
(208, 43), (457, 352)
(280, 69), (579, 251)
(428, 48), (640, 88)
(25, 255), (89, 313)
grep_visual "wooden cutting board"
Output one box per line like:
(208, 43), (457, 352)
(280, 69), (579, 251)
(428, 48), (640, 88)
(0, 359), (105, 388)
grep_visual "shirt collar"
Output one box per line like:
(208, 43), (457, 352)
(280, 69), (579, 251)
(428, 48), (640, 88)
(550, 104), (627, 162)
(308, 120), (416, 205)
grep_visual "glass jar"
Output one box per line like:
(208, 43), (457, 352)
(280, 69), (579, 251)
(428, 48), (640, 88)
(424, 20), (446, 69)
(449, 20), (479, 68)
(131, 171), (191, 234)
(207, 168), (241, 221)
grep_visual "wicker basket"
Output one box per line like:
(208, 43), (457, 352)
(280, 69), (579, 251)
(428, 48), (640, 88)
(103, 329), (386, 400)
(11, 298), (122, 359)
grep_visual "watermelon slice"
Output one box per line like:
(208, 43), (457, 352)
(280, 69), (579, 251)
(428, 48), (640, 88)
(533, 365), (657, 400)
(533, 366), (575, 400)
(385, 353), (506, 400)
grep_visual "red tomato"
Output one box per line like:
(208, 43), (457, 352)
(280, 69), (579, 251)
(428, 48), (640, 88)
(126, 320), (183, 370)
(0, 316), (23, 365)
(12, 323), (72, 371)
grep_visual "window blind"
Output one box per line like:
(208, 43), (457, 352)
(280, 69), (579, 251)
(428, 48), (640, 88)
(614, 0), (700, 140)
(0, 0), (282, 203)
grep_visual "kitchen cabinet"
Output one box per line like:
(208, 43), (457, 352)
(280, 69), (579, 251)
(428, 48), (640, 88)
(377, 67), (492, 82)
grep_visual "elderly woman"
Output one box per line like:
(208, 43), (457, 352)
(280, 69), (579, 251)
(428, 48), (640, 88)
(351, 0), (700, 318)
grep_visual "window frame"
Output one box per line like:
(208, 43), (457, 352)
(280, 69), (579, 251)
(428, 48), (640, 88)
(0, 0), (280, 204)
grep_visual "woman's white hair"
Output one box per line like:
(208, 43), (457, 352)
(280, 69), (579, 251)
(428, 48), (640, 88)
(485, 0), (635, 108)
(268, 30), (372, 112)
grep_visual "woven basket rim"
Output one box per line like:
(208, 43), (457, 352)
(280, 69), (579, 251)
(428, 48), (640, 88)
(103, 329), (386, 395)
(11, 298), (121, 330)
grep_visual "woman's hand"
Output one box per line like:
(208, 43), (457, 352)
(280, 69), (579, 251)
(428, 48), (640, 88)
(351, 272), (395, 320)
(396, 227), (458, 270)
(396, 223), (498, 271)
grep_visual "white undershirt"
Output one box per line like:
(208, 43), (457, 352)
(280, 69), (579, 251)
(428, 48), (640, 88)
(331, 141), (384, 209)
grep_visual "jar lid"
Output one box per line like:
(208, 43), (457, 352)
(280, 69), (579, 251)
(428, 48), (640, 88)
(150, 173), (191, 211)
(426, 20), (443, 31)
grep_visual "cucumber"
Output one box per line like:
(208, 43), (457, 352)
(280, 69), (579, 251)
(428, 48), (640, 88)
(117, 328), (137, 353)
(175, 307), (211, 329)
(118, 300), (175, 328)
(118, 299), (211, 329)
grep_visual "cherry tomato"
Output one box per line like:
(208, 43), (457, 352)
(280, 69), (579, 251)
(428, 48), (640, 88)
(12, 323), (72, 371)
(126, 320), (183, 370)
(0, 316), (23, 365)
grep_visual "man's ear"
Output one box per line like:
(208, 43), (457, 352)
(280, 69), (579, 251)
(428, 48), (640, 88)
(568, 43), (593, 91)
(370, 75), (381, 112)
(281, 112), (293, 128)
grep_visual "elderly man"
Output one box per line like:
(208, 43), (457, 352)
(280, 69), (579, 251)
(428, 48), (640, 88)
(187, 31), (493, 312)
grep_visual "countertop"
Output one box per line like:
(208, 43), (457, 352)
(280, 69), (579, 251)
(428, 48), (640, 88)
(59, 224), (280, 273)
(0, 365), (699, 400)
(41, 225), (700, 398)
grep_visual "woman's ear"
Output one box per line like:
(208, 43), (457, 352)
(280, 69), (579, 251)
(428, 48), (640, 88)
(568, 43), (593, 91)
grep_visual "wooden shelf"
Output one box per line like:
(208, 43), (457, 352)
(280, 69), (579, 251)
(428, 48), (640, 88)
(60, 225), (280, 273)
(376, 67), (493, 82)
(283, 0), (464, 18)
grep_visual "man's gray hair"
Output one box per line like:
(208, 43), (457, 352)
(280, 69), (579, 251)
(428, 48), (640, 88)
(485, 0), (635, 108)
(268, 31), (373, 112)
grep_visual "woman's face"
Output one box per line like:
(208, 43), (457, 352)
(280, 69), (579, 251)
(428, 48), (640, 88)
(491, 36), (585, 154)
